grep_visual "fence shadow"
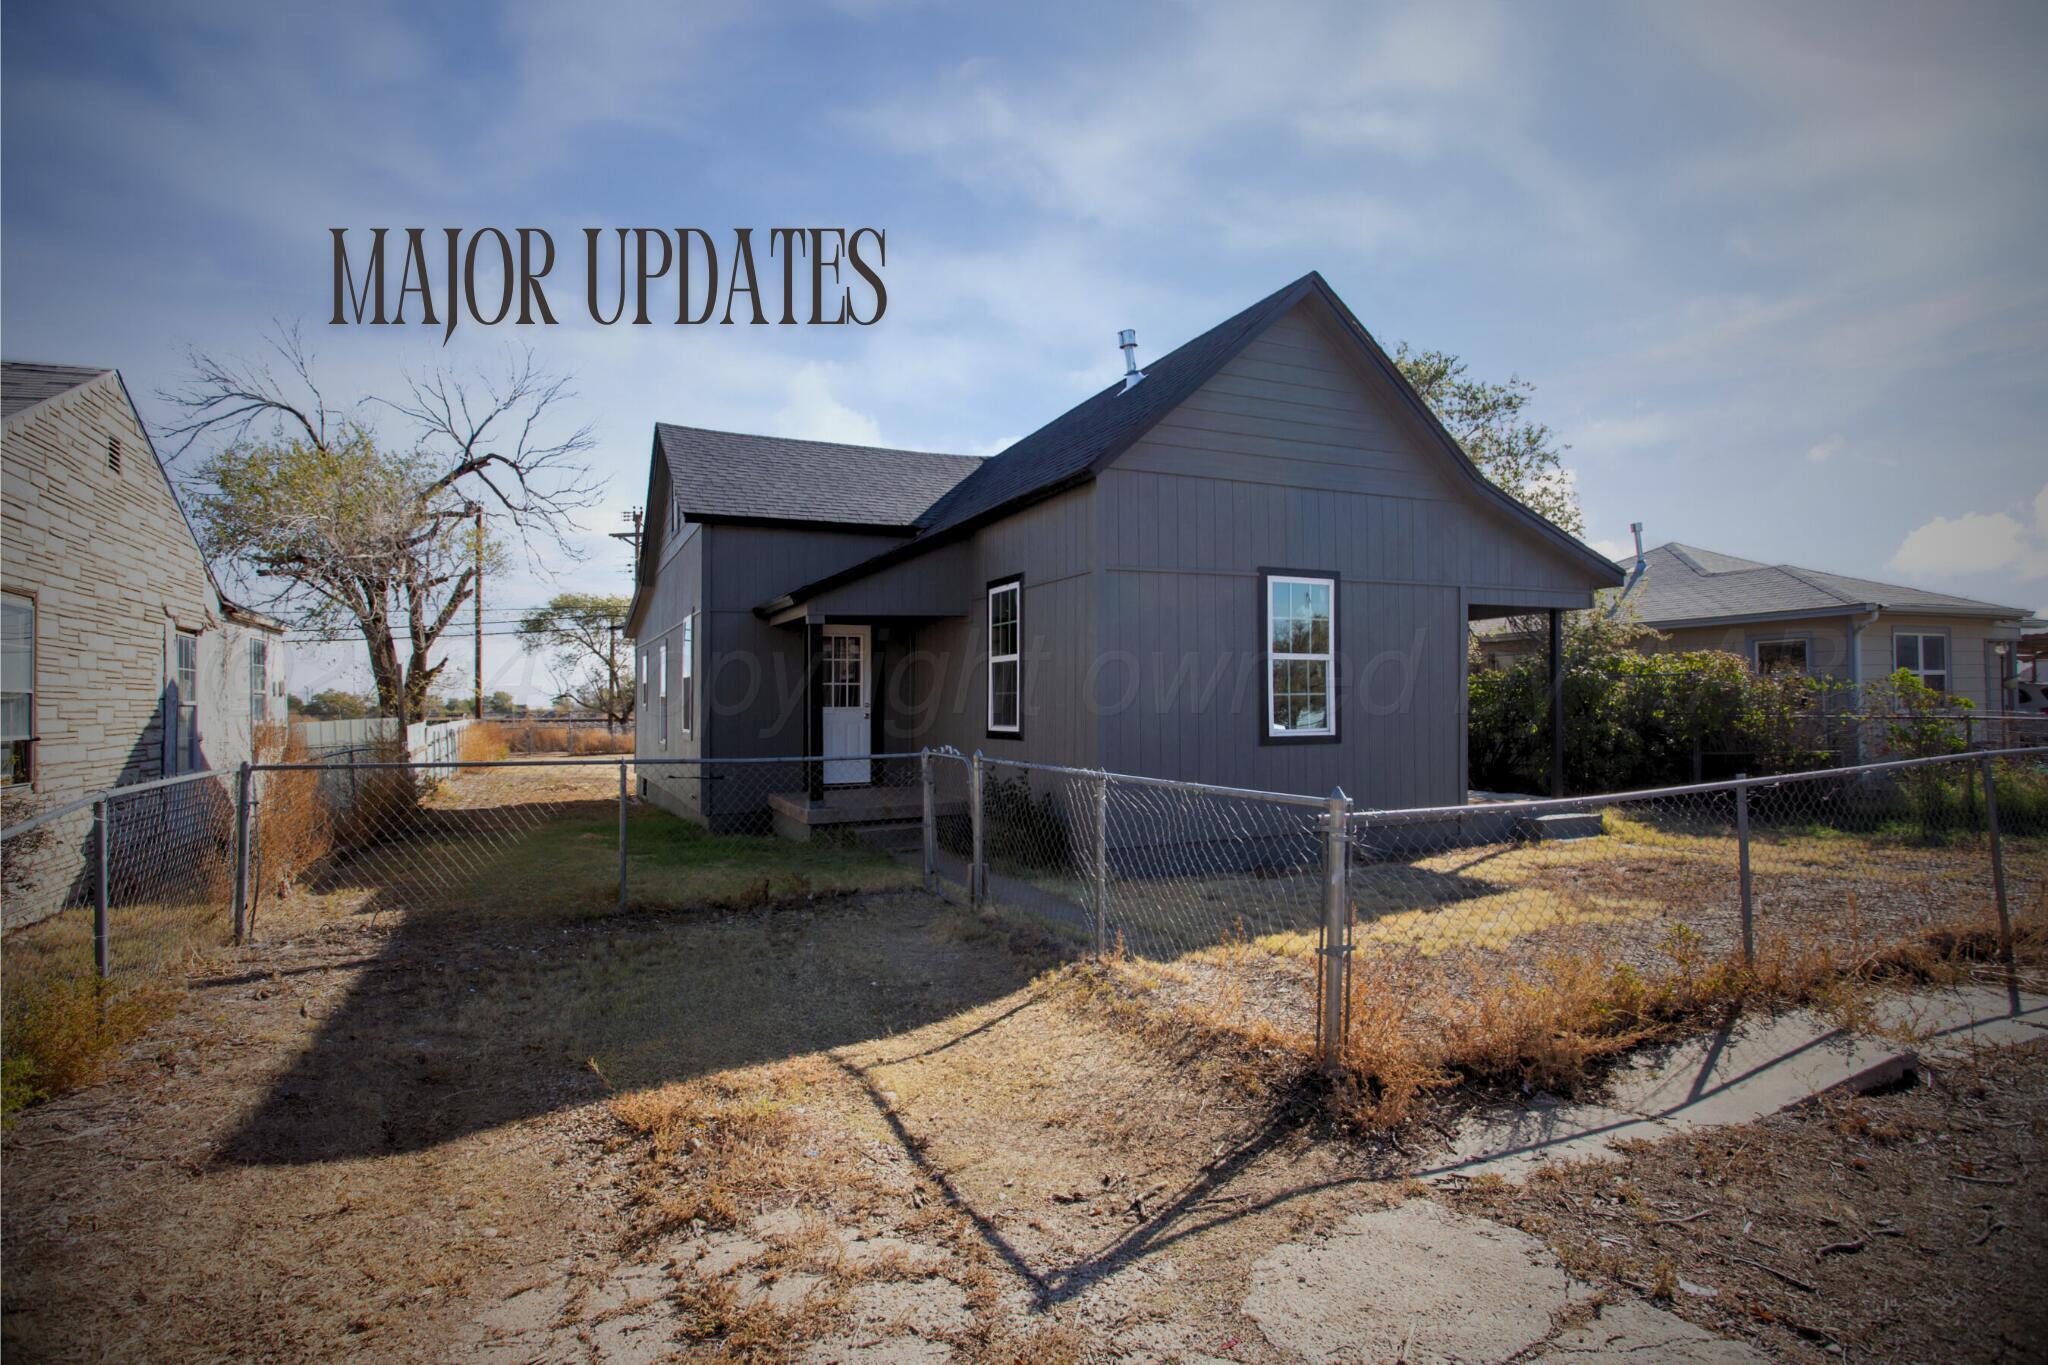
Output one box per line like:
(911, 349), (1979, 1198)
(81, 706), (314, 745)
(215, 881), (1039, 1166)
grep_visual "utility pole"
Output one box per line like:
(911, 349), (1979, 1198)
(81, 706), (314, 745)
(473, 504), (485, 721)
(608, 507), (643, 560)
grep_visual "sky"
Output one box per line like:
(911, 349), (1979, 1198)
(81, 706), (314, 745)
(4, 0), (2045, 705)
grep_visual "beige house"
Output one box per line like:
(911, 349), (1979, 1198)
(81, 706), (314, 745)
(1, 362), (288, 820)
(1480, 541), (2030, 713)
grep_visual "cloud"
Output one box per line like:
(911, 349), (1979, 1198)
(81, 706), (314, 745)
(772, 365), (885, 447)
(1806, 436), (1843, 463)
(1587, 536), (1635, 563)
(1889, 484), (2048, 581)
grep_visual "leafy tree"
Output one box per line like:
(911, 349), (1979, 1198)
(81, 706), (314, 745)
(518, 593), (633, 724)
(1395, 344), (1583, 535)
(298, 688), (375, 719)
(170, 330), (596, 726)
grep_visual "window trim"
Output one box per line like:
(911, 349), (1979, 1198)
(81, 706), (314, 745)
(249, 637), (269, 726)
(679, 614), (695, 737)
(1892, 628), (1951, 695)
(1750, 634), (1811, 676)
(173, 629), (200, 775)
(657, 641), (669, 751)
(2, 588), (37, 789)
(1259, 568), (1340, 746)
(985, 574), (1023, 740)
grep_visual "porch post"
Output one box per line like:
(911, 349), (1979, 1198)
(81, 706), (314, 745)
(806, 621), (824, 802)
(1548, 607), (1565, 799)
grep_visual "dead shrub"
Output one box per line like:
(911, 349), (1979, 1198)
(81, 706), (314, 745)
(457, 721), (511, 762)
(249, 725), (334, 923)
(463, 718), (632, 757)
(2, 965), (176, 1115)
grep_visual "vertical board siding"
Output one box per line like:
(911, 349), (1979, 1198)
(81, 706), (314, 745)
(1092, 298), (1594, 808)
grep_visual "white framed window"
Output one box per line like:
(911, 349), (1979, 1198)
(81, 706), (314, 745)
(680, 615), (694, 736)
(174, 630), (199, 773)
(1265, 573), (1336, 739)
(1894, 631), (1948, 693)
(249, 638), (268, 725)
(987, 578), (1021, 735)
(2, 592), (34, 787)
(657, 642), (669, 750)
(1753, 638), (1808, 675)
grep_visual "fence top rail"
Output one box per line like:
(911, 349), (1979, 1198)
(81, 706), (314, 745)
(1, 767), (231, 841)
(251, 751), (933, 774)
(1360, 744), (2048, 827)
(974, 752), (1337, 810)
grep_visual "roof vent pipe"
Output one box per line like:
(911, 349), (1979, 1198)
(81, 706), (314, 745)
(1119, 329), (1143, 391)
(1624, 521), (1647, 592)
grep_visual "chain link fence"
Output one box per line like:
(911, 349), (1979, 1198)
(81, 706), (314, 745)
(7, 742), (2040, 1111)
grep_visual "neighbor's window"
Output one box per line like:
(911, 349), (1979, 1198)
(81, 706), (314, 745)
(987, 579), (1021, 735)
(1754, 638), (1808, 675)
(174, 630), (199, 774)
(1267, 575), (1335, 738)
(680, 615), (694, 736)
(249, 638), (268, 724)
(2, 592), (34, 786)
(657, 642), (669, 751)
(1894, 631), (1948, 694)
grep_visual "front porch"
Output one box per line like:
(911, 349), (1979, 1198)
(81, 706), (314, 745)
(766, 783), (966, 843)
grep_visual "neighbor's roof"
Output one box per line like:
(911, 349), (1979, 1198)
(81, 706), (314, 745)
(2, 361), (112, 420)
(1616, 542), (2030, 626)
(760, 271), (1622, 613)
(655, 425), (981, 528)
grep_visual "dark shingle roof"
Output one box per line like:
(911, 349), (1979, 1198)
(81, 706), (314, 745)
(761, 271), (1620, 612)
(1618, 543), (2028, 624)
(655, 425), (980, 527)
(908, 274), (1316, 538)
(2, 362), (110, 419)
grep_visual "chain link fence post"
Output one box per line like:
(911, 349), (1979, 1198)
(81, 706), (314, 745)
(920, 749), (936, 893)
(1319, 787), (1350, 1075)
(92, 797), (111, 979)
(232, 761), (253, 945)
(1093, 769), (1110, 957)
(1735, 773), (1754, 965)
(1982, 753), (2012, 971)
(618, 759), (630, 912)
(969, 749), (986, 905)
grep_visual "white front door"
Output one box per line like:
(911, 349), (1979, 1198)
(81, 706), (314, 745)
(821, 626), (872, 786)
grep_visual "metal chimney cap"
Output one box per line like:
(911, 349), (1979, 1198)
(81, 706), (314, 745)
(1118, 328), (1136, 348)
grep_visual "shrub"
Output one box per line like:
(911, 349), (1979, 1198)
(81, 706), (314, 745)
(1469, 633), (1841, 794)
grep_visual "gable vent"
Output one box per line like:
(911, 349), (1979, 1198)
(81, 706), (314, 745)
(107, 436), (121, 474)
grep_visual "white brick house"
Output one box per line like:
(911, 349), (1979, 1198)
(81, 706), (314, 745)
(1, 362), (288, 820)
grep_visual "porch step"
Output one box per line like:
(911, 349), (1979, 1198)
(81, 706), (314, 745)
(767, 786), (963, 843)
(1519, 811), (1604, 842)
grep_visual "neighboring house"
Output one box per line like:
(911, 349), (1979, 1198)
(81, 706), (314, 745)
(624, 272), (1620, 832)
(1, 361), (289, 820)
(1480, 541), (2030, 714)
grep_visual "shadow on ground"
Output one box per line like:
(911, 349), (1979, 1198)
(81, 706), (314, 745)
(217, 814), (1034, 1165)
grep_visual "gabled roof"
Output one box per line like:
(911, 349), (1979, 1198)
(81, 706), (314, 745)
(1, 359), (284, 634)
(655, 425), (980, 529)
(2, 361), (111, 420)
(1616, 542), (2028, 626)
(762, 271), (1622, 614)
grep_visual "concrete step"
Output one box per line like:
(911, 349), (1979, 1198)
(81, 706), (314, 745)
(1519, 810), (1603, 841)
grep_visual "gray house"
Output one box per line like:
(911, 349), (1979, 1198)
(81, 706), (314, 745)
(1480, 540), (2031, 715)
(624, 272), (1621, 832)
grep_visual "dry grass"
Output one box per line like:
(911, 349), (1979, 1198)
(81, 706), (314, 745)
(463, 719), (632, 758)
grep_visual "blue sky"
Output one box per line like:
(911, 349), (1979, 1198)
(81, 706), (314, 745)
(5, 0), (2045, 702)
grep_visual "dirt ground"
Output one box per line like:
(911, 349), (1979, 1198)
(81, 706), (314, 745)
(5, 765), (2044, 1361)
(1444, 1042), (2048, 1362)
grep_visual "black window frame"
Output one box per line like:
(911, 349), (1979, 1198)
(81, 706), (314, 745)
(985, 573), (1023, 741)
(1258, 567), (1341, 746)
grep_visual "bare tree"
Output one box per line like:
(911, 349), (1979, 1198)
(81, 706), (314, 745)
(167, 327), (599, 725)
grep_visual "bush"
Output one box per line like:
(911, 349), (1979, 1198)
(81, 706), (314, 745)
(463, 719), (632, 757)
(1469, 619), (1846, 794)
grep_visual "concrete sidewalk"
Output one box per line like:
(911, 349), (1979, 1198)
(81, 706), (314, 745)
(1427, 982), (2048, 1182)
